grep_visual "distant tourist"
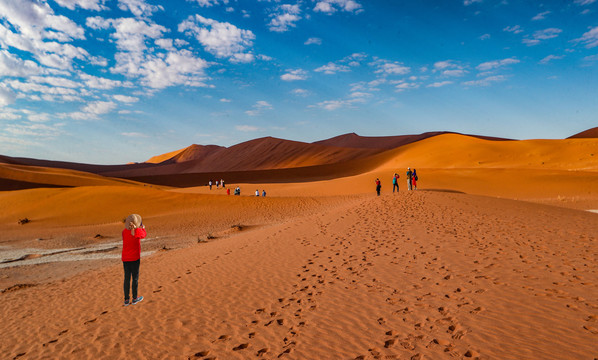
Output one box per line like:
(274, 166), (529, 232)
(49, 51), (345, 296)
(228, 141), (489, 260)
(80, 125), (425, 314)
(216, 180), (220, 189)
(255, 189), (260, 196)
(262, 190), (266, 197)
(221, 179), (225, 188)
(227, 188), (230, 195)
(406, 168), (413, 191)
(234, 187), (241, 196)
(392, 173), (399, 193)
(412, 169), (418, 190)
(375, 178), (381, 196)
(208, 179), (213, 190)
(122, 214), (146, 307)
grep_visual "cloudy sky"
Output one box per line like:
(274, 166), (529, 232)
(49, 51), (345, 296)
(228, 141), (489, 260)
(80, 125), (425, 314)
(0, 0), (597, 164)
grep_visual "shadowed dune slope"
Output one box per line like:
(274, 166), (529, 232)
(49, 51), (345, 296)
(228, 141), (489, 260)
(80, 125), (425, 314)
(568, 126), (598, 139)
(102, 137), (381, 178)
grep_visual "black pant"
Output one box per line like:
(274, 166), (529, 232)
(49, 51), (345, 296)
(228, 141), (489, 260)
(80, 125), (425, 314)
(123, 259), (140, 301)
(393, 183), (399, 192)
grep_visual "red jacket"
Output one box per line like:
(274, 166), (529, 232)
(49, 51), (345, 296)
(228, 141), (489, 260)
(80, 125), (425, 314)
(122, 228), (146, 262)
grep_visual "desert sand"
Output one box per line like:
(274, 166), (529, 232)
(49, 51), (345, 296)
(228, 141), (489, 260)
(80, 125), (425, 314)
(1, 133), (597, 359)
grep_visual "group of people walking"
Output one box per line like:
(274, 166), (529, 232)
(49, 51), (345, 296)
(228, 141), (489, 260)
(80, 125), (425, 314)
(376, 167), (419, 196)
(208, 179), (225, 190)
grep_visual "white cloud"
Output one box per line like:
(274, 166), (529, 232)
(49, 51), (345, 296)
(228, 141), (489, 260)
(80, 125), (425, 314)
(427, 81), (453, 88)
(575, 26), (598, 48)
(114, 94), (139, 103)
(8, 80), (80, 101)
(539, 55), (565, 64)
(392, 80), (419, 92)
(443, 69), (467, 77)
(575, 0), (596, 5)
(292, 88), (310, 96)
(523, 28), (562, 46)
(188, 0), (228, 7)
(268, 4), (301, 32)
(476, 57), (519, 71)
(235, 125), (259, 131)
(315, 62), (350, 74)
(117, 0), (163, 17)
(54, 0), (108, 11)
(281, 69), (308, 81)
(83, 100), (117, 114)
(503, 25), (524, 34)
(0, 50), (44, 77)
(79, 73), (130, 90)
(245, 100), (273, 116)
(121, 132), (149, 137)
(0, 0), (97, 70)
(305, 37), (322, 45)
(464, 0), (482, 5)
(479, 33), (491, 40)
(532, 11), (551, 21)
(28, 112), (51, 122)
(88, 17), (167, 53)
(30, 76), (80, 88)
(220, 98), (231, 102)
(311, 98), (365, 111)
(462, 75), (506, 87)
(4, 123), (64, 137)
(372, 60), (410, 76)
(314, 0), (363, 14)
(179, 15), (255, 62)
(0, 84), (16, 106)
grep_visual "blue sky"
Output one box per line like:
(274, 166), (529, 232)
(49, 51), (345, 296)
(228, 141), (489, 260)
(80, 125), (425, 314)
(0, 0), (597, 164)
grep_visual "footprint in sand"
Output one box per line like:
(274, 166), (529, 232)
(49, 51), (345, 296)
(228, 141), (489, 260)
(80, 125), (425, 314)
(84, 318), (97, 325)
(193, 350), (210, 357)
(213, 334), (230, 342)
(42, 339), (58, 347)
(232, 343), (249, 351)
(256, 348), (269, 357)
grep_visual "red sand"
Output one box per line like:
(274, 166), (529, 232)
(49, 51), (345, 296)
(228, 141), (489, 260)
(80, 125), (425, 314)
(1, 132), (597, 359)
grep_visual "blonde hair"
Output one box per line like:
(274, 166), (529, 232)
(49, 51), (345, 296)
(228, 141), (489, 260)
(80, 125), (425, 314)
(125, 214), (142, 236)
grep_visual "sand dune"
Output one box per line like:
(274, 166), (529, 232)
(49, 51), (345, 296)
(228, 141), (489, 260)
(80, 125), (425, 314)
(313, 131), (510, 149)
(568, 126), (598, 139)
(1, 130), (598, 359)
(1, 191), (596, 359)
(0, 163), (142, 189)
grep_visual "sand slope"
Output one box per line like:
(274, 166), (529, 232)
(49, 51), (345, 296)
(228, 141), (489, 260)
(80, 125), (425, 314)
(1, 192), (596, 359)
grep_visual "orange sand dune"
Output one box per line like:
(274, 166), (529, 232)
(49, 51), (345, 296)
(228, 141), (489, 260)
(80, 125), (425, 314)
(373, 133), (598, 171)
(1, 191), (596, 359)
(145, 144), (225, 164)
(0, 163), (143, 190)
(568, 126), (598, 139)
(314, 131), (510, 149)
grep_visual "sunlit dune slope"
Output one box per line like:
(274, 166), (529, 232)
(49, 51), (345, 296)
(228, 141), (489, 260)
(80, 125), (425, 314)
(0, 163), (143, 190)
(145, 144), (225, 164)
(0, 185), (346, 246)
(373, 133), (598, 171)
(313, 131), (510, 149)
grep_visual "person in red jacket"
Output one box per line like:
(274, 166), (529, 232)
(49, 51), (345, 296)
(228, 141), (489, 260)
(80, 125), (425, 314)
(122, 214), (146, 306)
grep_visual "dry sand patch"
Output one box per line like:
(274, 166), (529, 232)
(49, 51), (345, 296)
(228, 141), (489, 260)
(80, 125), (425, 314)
(1, 191), (596, 359)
